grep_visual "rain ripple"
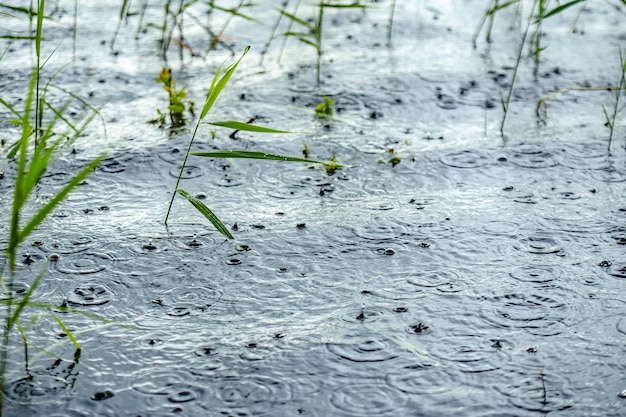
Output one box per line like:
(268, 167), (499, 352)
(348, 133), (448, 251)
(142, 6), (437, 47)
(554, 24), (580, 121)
(494, 369), (574, 414)
(326, 333), (399, 363)
(507, 143), (561, 168)
(327, 382), (407, 416)
(479, 291), (572, 336)
(439, 149), (493, 169)
(130, 369), (209, 411)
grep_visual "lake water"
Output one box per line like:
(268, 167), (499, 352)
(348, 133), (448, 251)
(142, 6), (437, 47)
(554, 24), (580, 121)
(1, 1), (625, 416)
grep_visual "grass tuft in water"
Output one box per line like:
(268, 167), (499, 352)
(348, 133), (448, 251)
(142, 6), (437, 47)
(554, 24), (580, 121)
(0, 1), (110, 413)
(604, 48), (626, 151)
(164, 45), (342, 239)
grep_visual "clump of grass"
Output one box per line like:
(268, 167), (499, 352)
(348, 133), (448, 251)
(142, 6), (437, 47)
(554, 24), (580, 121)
(0, 1), (113, 413)
(278, 2), (368, 83)
(475, 0), (589, 134)
(150, 67), (194, 128)
(604, 49), (626, 150)
(499, 0), (537, 134)
(315, 96), (334, 117)
(164, 46), (341, 239)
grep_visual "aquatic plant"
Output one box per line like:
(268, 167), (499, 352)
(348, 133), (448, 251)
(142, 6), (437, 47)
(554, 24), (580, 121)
(278, 2), (368, 83)
(499, 0), (536, 134)
(150, 66), (194, 128)
(604, 49), (626, 150)
(205, 0), (259, 54)
(0, 1), (112, 413)
(315, 96), (334, 117)
(387, 0), (397, 40)
(475, 0), (590, 133)
(164, 46), (340, 239)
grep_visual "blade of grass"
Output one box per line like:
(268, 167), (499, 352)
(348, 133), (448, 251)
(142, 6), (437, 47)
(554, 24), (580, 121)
(200, 45), (250, 120)
(205, 120), (291, 133)
(7, 262), (46, 329)
(18, 153), (106, 245)
(190, 149), (340, 167)
(537, 0), (585, 21)
(52, 316), (81, 350)
(176, 189), (234, 240)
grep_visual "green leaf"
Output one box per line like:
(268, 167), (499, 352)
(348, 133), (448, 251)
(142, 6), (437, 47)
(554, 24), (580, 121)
(200, 46), (250, 120)
(487, 0), (520, 15)
(190, 150), (338, 166)
(537, 0), (586, 22)
(176, 189), (234, 240)
(8, 262), (46, 329)
(320, 3), (370, 9)
(53, 315), (81, 350)
(18, 153), (106, 245)
(205, 120), (291, 134)
(277, 9), (313, 29)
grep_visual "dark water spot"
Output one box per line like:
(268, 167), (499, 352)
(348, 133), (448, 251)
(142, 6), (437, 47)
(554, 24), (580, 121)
(606, 263), (626, 278)
(406, 322), (430, 335)
(65, 283), (113, 306)
(90, 390), (114, 401)
(167, 306), (191, 317)
(373, 247), (395, 255)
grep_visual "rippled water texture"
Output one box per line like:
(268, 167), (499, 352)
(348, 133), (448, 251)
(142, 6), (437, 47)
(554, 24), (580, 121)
(1, 0), (626, 416)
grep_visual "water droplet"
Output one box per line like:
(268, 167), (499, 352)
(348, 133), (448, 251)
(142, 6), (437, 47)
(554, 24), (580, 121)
(143, 239), (157, 250)
(90, 390), (114, 401)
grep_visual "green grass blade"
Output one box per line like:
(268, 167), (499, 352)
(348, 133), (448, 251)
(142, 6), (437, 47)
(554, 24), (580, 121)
(211, 4), (259, 23)
(0, 97), (22, 120)
(0, 4), (36, 17)
(8, 62), (38, 271)
(277, 9), (312, 29)
(52, 316), (81, 350)
(7, 262), (46, 329)
(205, 120), (291, 133)
(487, 0), (520, 15)
(538, 0), (585, 21)
(176, 189), (234, 240)
(190, 149), (337, 166)
(35, 0), (44, 59)
(200, 46), (250, 120)
(320, 3), (370, 8)
(18, 153), (106, 245)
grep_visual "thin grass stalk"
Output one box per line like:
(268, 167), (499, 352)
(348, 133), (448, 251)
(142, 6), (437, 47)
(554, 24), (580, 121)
(260, 0), (289, 65)
(135, 0), (150, 39)
(34, 0), (43, 148)
(164, 119), (201, 223)
(316, 4), (324, 84)
(111, 0), (131, 51)
(278, 0), (302, 64)
(532, 0), (546, 75)
(607, 48), (626, 150)
(387, 0), (396, 40)
(500, 0), (538, 134)
(206, 0), (247, 55)
(161, 0), (173, 59)
(72, 0), (77, 66)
